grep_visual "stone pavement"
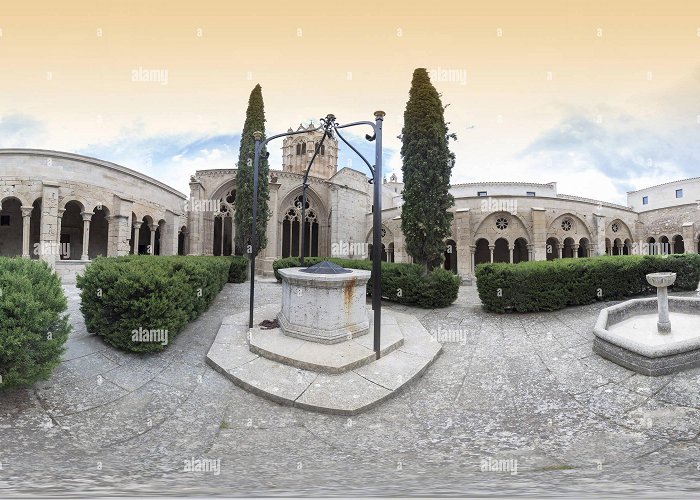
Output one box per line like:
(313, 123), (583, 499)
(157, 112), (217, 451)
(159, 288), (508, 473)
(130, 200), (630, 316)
(2, 283), (700, 497)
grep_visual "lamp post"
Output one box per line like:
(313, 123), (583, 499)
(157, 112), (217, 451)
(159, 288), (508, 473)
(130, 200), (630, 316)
(249, 112), (385, 358)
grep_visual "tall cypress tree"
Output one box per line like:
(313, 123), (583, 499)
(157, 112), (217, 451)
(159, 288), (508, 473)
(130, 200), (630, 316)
(400, 68), (456, 272)
(234, 84), (270, 256)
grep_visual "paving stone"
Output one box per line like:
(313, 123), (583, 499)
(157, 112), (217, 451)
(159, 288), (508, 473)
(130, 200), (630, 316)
(228, 357), (317, 406)
(295, 371), (392, 415)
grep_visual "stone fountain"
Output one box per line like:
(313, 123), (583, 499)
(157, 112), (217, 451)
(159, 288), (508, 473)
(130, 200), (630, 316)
(594, 272), (700, 376)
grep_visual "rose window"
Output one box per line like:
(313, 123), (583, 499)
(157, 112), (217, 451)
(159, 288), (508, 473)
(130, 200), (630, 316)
(495, 217), (509, 230)
(611, 222), (620, 233)
(561, 218), (573, 231)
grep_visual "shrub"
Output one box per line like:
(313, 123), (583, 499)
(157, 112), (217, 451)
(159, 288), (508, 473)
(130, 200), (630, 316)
(227, 255), (248, 283)
(476, 254), (700, 313)
(272, 257), (460, 308)
(76, 255), (230, 352)
(0, 258), (71, 389)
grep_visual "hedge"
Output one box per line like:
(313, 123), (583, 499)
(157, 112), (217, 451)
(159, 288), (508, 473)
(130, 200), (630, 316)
(227, 255), (248, 283)
(0, 258), (71, 389)
(76, 255), (230, 352)
(272, 257), (460, 308)
(476, 254), (700, 313)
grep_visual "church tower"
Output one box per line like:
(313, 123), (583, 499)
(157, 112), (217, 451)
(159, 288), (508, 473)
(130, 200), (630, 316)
(281, 122), (339, 179)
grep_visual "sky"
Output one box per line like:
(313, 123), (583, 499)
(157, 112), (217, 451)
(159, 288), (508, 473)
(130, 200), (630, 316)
(0, 0), (699, 204)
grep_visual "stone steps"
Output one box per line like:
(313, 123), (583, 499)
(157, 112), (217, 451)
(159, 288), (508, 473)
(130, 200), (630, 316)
(54, 260), (89, 284)
(206, 303), (442, 415)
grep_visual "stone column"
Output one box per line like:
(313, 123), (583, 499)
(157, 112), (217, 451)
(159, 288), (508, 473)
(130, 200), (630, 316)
(56, 208), (65, 256)
(573, 243), (579, 258)
(557, 246), (563, 259)
(530, 207), (547, 261)
(488, 244), (495, 263)
(683, 222), (695, 254)
(21, 206), (33, 258)
(230, 215), (236, 255)
(39, 182), (60, 268)
(469, 245), (476, 274)
(508, 245), (514, 263)
(132, 221), (142, 254)
(527, 244), (534, 262)
(219, 217), (225, 255)
(593, 213), (606, 257)
(149, 224), (157, 255)
(80, 212), (92, 260)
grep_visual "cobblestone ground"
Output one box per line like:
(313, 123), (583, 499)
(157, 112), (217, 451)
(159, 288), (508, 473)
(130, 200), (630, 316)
(2, 283), (700, 497)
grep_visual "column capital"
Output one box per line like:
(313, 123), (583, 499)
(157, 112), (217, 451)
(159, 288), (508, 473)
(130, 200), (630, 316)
(149, 223), (158, 232)
(133, 221), (143, 229)
(20, 206), (34, 217)
(80, 211), (93, 222)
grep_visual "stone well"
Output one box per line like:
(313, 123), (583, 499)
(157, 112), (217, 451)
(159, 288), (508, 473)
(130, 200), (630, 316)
(277, 262), (371, 344)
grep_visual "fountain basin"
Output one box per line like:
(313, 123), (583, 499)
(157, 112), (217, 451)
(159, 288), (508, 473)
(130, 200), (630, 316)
(594, 296), (700, 376)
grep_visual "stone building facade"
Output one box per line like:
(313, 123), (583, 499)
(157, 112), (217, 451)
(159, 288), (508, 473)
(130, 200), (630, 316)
(2, 139), (700, 281)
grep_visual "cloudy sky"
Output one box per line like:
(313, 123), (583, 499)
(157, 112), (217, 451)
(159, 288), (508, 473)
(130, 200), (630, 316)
(0, 0), (699, 204)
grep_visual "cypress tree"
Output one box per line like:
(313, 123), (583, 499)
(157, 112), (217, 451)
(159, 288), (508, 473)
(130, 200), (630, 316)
(234, 84), (270, 256)
(400, 68), (456, 272)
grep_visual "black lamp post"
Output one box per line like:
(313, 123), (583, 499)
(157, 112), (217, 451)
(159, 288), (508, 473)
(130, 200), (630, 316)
(249, 111), (385, 358)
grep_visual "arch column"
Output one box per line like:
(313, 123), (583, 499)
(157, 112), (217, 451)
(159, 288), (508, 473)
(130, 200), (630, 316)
(21, 206), (33, 258)
(573, 244), (579, 258)
(149, 224), (157, 255)
(132, 221), (142, 254)
(230, 214), (236, 255)
(469, 245), (476, 274)
(508, 245), (514, 264)
(80, 212), (92, 260)
(527, 244), (534, 261)
(56, 208), (65, 254)
(488, 244), (495, 263)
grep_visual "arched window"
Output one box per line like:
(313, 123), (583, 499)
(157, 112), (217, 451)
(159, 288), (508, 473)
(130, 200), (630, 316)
(282, 195), (318, 258)
(301, 142), (306, 154)
(296, 143), (301, 155)
(320, 144), (325, 156)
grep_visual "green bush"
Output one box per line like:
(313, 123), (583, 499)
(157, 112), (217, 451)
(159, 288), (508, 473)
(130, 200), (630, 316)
(0, 258), (71, 389)
(76, 255), (230, 352)
(476, 254), (700, 313)
(272, 257), (460, 308)
(227, 255), (248, 283)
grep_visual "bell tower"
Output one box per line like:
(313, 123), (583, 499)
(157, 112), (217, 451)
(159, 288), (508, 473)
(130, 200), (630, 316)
(281, 122), (338, 179)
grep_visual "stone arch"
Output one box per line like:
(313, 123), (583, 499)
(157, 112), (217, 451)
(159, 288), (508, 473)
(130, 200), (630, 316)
(493, 237), (509, 263)
(178, 225), (188, 255)
(137, 215), (155, 255)
(549, 213), (593, 243)
(659, 235), (671, 255)
(88, 204), (110, 259)
(673, 234), (685, 254)
(546, 237), (560, 260)
(0, 197), (24, 256)
(0, 193), (31, 207)
(473, 210), (533, 244)
(513, 237), (529, 263)
(59, 197), (86, 212)
(624, 238), (633, 255)
(607, 218), (633, 242)
(474, 238), (490, 266)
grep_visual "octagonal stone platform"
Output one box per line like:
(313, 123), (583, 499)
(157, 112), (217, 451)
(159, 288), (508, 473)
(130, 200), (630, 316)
(206, 302), (442, 415)
(593, 296), (700, 376)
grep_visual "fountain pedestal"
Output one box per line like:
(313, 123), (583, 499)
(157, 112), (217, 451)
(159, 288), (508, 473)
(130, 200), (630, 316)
(646, 272), (676, 333)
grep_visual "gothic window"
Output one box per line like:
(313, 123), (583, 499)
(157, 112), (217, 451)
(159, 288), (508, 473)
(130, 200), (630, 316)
(495, 217), (509, 230)
(301, 142), (306, 154)
(282, 199), (318, 258)
(296, 143), (301, 155)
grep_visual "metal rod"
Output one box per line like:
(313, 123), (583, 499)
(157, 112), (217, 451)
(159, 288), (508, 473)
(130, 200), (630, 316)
(249, 132), (262, 329)
(300, 131), (328, 266)
(372, 111), (384, 358)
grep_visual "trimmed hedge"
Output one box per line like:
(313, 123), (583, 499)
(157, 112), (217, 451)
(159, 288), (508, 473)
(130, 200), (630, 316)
(227, 255), (248, 283)
(272, 257), (460, 308)
(476, 254), (700, 313)
(76, 255), (230, 352)
(0, 258), (71, 389)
